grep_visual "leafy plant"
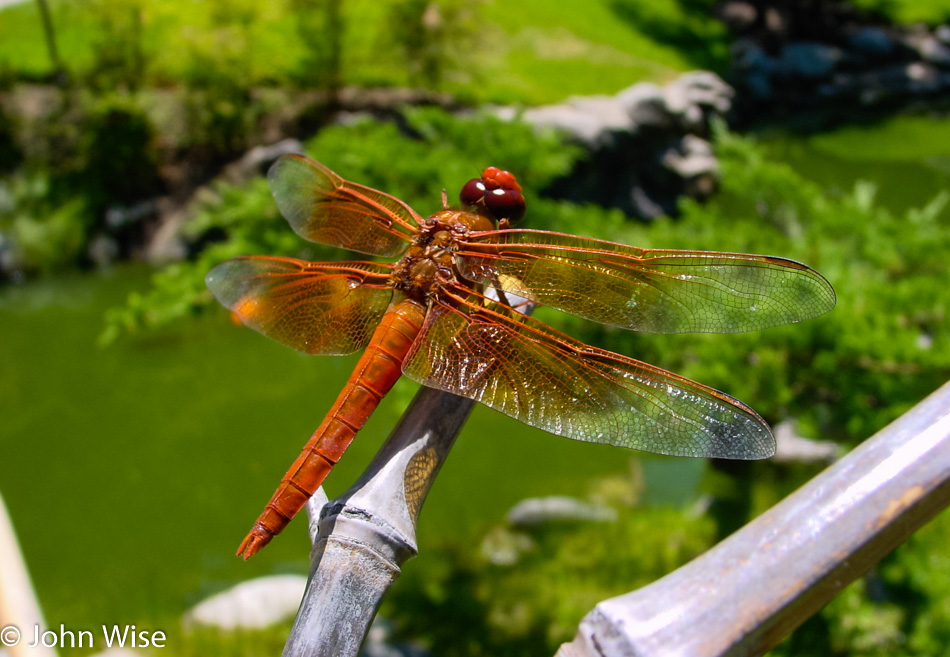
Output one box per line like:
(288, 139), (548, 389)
(386, 472), (714, 656)
(0, 174), (92, 276)
(77, 93), (162, 216)
(384, 0), (484, 90)
(85, 0), (148, 92)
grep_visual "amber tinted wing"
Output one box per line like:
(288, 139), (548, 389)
(268, 154), (421, 257)
(206, 256), (393, 355)
(457, 229), (835, 334)
(402, 289), (774, 459)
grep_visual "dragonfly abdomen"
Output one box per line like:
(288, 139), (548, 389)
(236, 296), (426, 559)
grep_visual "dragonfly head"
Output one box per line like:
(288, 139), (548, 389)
(460, 166), (526, 228)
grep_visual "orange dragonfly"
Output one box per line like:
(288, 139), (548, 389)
(207, 154), (835, 559)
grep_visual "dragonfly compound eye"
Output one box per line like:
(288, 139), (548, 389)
(462, 167), (526, 224)
(459, 178), (486, 207)
(483, 187), (526, 224)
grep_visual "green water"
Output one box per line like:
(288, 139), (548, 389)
(0, 267), (697, 638)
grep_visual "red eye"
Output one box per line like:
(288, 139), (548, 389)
(460, 167), (526, 224)
(484, 187), (526, 224)
(460, 178), (485, 207)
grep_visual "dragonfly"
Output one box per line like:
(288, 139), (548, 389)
(206, 154), (835, 559)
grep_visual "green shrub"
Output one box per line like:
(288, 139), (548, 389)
(0, 173), (91, 275)
(386, 473), (715, 656)
(85, 0), (148, 92)
(384, 0), (483, 90)
(0, 99), (22, 174)
(78, 93), (162, 215)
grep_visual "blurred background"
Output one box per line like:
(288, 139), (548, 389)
(1, 0), (950, 655)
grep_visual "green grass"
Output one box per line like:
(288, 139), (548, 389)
(0, 1), (94, 74)
(802, 115), (950, 161)
(0, 0), (707, 104)
(851, 0), (950, 24)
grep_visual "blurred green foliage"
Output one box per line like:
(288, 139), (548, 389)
(0, 92), (161, 275)
(85, 0), (147, 92)
(850, 0), (950, 24)
(0, 99), (22, 173)
(608, 0), (730, 71)
(76, 93), (162, 214)
(388, 472), (716, 656)
(383, 0), (482, 91)
(0, 175), (89, 274)
(0, 0), (691, 105)
(288, 0), (342, 92)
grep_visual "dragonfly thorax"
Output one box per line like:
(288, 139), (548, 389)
(392, 209), (493, 301)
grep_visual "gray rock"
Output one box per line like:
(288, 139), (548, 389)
(661, 135), (718, 180)
(479, 526), (536, 565)
(906, 62), (942, 93)
(522, 95), (631, 148)
(88, 234), (119, 269)
(668, 71), (735, 114)
(506, 495), (617, 528)
(718, 1), (757, 32)
(617, 82), (671, 130)
(848, 27), (895, 56)
(629, 186), (666, 219)
(501, 71), (734, 218)
(182, 575), (307, 631)
(222, 138), (304, 184)
(778, 42), (842, 78)
(906, 34), (950, 67)
(772, 420), (841, 464)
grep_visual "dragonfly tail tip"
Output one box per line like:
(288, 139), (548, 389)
(236, 526), (274, 560)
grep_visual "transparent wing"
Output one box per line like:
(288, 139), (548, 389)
(268, 155), (421, 257)
(403, 289), (774, 459)
(457, 229), (835, 333)
(206, 255), (393, 355)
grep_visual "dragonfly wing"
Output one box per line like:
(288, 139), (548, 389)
(402, 291), (774, 459)
(206, 256), (393, 355)
(458, 229), (835, 334)
(268, 155), (421, 257)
